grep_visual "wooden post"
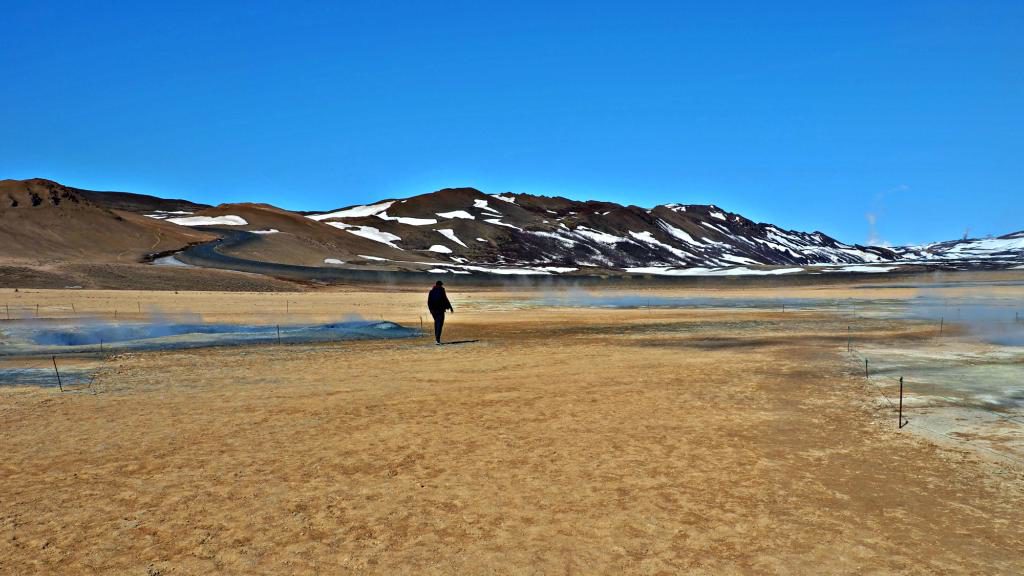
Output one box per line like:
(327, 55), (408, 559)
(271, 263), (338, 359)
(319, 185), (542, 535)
(52, 356), (63, 392)
(35, 304), (39, 317)
(420, 316), (424, 331)
(277, 324), (281, 345)
(4, 303), (8, 320)
(71, 303), (76, 314)
(138, 301), (142, 314)
(847, 326), (851, 352)
(864, 358), (869, 378)
(100, 338), (104, 354)
(939, 317), (944, 336)
(286, 301), (289, 315)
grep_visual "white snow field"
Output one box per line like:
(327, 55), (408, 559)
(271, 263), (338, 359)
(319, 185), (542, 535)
(166, 215), (248, 226)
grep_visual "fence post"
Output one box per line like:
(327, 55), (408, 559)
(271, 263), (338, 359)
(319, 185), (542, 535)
(898, 376), (906, 429)
(939, 317), (943, 336)
(52, 356), (64, 392)
(277, 324), (281, 345)
(847, 326), (851, 352)
(864, 358), (869, 378)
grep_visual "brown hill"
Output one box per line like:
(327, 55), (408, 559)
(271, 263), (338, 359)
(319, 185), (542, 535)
(74, 187), (208, 214)
(174, 203), (439, 268)
(0, 179), (214, 265)
(5, 178), (1017, 284)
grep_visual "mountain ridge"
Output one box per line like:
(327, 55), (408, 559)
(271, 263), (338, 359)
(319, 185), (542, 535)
(2, 178), (1020, 277)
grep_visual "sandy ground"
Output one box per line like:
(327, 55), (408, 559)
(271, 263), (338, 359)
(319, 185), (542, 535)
(2, 285), (1024, 574)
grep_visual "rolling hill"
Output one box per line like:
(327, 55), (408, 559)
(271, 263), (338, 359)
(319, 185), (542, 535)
(0, 178), (214, 264)
(2, 178), (1021, 281)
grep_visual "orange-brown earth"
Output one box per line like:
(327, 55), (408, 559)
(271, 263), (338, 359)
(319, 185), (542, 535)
(0, 179), (213, 265)
(1, 286), (1023, 575)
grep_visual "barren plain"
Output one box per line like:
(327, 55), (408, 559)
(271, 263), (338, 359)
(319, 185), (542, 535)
(2, 279), (1023, 574)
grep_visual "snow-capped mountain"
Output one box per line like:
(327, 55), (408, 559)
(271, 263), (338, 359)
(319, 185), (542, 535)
(894, 231), (1024, 266)
(4, 179), (1021, 278)
(300, 187), (898, 274)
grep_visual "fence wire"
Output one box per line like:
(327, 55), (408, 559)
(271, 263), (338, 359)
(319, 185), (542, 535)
(846, 344), (1024, 466)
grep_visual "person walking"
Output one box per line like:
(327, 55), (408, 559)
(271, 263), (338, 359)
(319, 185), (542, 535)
(427, 280), (454, 344)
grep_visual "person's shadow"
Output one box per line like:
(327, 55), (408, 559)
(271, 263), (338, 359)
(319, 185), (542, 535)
(439, 339), (479, 346)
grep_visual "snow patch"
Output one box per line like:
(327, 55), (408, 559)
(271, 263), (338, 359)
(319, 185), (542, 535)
(428, 244), (453, 254)
(145, 210), (193, 219)
(657, 220), (701, 245)
(436, 229), (467, 247)
(309, 201), (394, 220)
(718, 253), (761, 265)
(530, 230), (578, 247)
(437, 210), (475, 220)
(485, 218), (523, 231)
(628, 231), (691, 261)
(626, 266), (804, 276)
(533, 266), (578, 273)
(377, 212), (438, 225)
(151, 255), (192, 267)
(167, 215), (248, 226)
(449, 265), (549, 275)
(473, 199), (502, 214)
(323, 258), (345, 265)
(826, 265), (898, 273)
(573, 226), (625, 245)
(329, 224), (403, 248)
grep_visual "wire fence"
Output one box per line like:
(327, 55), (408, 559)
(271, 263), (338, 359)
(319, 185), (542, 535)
(845, 343), (1024, 466)
(4, 295), (1023, 466)
(0, 298), (397, 323)
(0, 356), (103, 393)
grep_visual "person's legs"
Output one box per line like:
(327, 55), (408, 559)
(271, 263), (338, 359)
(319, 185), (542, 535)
(432, 312), (444, 343)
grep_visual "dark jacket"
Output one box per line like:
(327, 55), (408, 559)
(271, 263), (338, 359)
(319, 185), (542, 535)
(427, 286), (453, 314)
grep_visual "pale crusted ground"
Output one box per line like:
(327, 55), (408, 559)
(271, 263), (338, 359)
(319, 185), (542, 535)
(1, 285), (1023, 575)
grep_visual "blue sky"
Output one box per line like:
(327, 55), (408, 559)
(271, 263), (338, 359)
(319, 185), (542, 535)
(2, 1), (1020, 246)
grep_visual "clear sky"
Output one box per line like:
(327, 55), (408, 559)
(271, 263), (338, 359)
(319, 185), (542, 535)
(2, 1), (1021, 246)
